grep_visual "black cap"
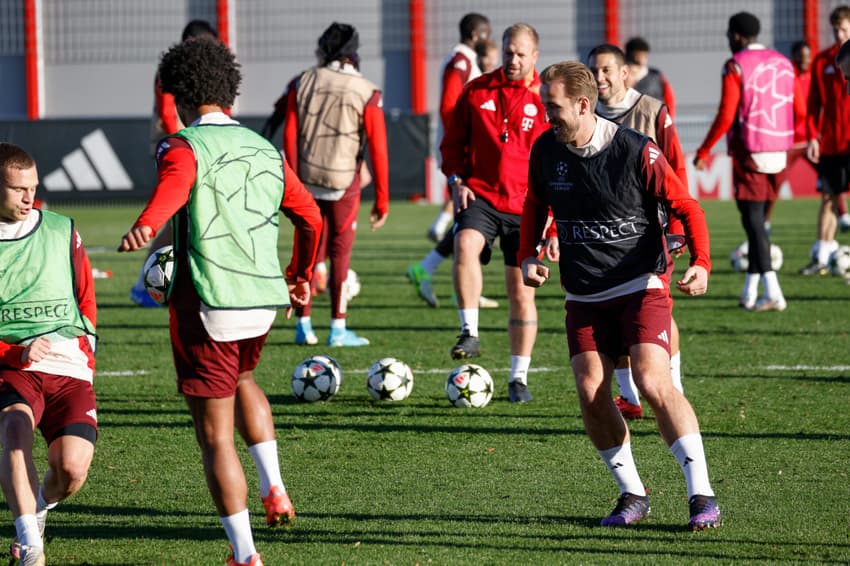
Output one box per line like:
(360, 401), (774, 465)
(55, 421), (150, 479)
(317, 22), (359, 62)
(728, 12), (760, 38)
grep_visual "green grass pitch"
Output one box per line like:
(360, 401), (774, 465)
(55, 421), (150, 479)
(9, 198), (849, 565)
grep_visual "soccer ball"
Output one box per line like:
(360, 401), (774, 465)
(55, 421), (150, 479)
(729, 241), (783, 272)
(366, 357), (414, 401)
(291, 355), (342, 402)
(445, 364), (494, 408)
(142, 245), (175, 304)
(344, 269), (361, 302)
(829, 245), (850, 277)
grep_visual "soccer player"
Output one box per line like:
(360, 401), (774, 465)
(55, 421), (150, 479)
(407, 13), (493, 309)
(800, 5), (850, 274)
(520, 61), (721, 530)
(584, 43), (688, 419)
(282, 22), (389, 347)
(624, 36), (677, 118)
(0, 142), (99, 566)
(118, 38), (322, 566)
(130, 19), (220, 308)
(695, 12), (795, 312)
(440, 23), (549, 402)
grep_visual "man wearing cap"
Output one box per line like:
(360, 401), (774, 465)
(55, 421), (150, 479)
(695, 11), (795, 312)
(282, 22), (390, 347)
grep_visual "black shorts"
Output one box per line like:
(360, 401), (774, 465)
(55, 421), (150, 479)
(455, 197), (521, 266)
(816, 154), (850, 195)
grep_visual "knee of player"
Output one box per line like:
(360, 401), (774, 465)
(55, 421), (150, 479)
(0, 410), (35, 446)
(52, 458), (92, 494)
(454, 230), (485, 256)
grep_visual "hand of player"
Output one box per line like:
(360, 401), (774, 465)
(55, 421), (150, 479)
(693, 156), (707, 171)
(118, 226), (154, 252)
(806, 139), (820, 164)
(521, 256), (550, 288)
(453, 183), (476, 213)
(676, 265), (708, 296)
(21, 337), (51, 365)
(544, 237), (560, 262)
(285, 280), (311, 319)
(370, 206), (388, 231)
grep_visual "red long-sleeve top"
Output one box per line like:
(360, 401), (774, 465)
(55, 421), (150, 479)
(806, 42), (850, 155)
(661, 77), (676, 120)
(794, 68), (811, 144)
(440, 46), (478, 128)
(135, 136), (322, 284)
(0, 226), (96, 368)
(282, 76), (390, 216)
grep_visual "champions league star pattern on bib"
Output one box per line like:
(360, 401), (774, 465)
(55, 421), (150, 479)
(195, 145), (283, 272)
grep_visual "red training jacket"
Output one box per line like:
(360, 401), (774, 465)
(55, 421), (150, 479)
(806, 42), (850, 155)
(441, 68), (549, 216)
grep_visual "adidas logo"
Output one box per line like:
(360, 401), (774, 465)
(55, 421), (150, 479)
(479, 99), (496, 111)
(86, 408), (98, 422)
(657, 329), (669, 344)
(42, 129), (133, 192)
(648, 146), (661, 165)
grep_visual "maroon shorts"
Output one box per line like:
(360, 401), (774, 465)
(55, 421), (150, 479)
(566, 288), (672, 360)
(169, 306), (268, 399)
(0, 370), (97, 444)
(733, 159), (780, 202)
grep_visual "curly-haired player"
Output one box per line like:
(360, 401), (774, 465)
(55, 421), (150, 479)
(119, 38), (322, 566)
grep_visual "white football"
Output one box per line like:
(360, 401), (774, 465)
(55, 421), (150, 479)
(829, 245), (850, 277)
(729, 241), (783, 272)
(366, 358), (414, 401)
(291, 355), (342, 402)
(142, 245), (175, 305)
(446, 364), (494, 408)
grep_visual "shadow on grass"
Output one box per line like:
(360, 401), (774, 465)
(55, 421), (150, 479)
(249, 512), (850, 562)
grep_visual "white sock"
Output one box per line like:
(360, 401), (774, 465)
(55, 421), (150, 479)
(598, 444), (645, 496)
(36, 486), (57, 513)
(14, 515), (42, 549)
(430, 210), (453, 234)
(297, 316), (311, 326)
(220, 509), (256, 563)
(614, 367), (640, 406)
(816, 240), (833, 265)
(670, 352), (683, 393)
(509, 355), (531, 385)
(669, 433), (714, 498)
(459, 309), (478, 336)
(315, 261), (327, 276)
(420, 249), (446, 274)
(331, 318), (346, 331)
(742, 273), (759, 299)
(761, 271), (783, 300)
(248, 440), (285, 498)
